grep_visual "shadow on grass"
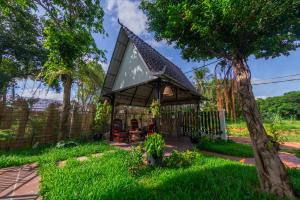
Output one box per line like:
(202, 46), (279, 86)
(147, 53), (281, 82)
(98, 164), (286, 200)
(38, 150), (300, 200)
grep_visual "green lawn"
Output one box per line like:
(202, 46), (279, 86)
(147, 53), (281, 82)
(0, 141), (113, 168)
(296, 150), (300, 159)
(227, 120), (300, 142)
(1, 142), (299, 199)
(197, 139), (254, 158)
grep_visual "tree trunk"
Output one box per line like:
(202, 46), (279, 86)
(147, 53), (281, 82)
(58, 75), (72, 141)
(232, 59), (294, 197)
(231, 80), (237, 121)
(224, 79), (230, 117)
(216, 80), (223, 111)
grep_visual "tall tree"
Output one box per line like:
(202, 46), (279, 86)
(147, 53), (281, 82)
(0, 0), (44, 99)
(192, 67), (216, 110)
(35, 0), (106, 140)
(77, 60), (105, 108)
(0, 0), (44, 121)
(141, 0), (300, 197)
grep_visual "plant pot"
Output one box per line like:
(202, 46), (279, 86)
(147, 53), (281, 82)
(190, 136), (199, 144)
(147, 153), (163, 166)
(93, 133), (103, 141)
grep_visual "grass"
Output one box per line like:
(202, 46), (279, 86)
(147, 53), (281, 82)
(227, 120), (300, 142)
(38, 150), (300, 200)
(0, 141), (113, 168)
(1, 142), (299, 199)
(197, 139), (254, 158)
(295, 150), (300, 159)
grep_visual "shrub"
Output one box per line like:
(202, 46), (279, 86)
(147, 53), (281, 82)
(144, 133), (165, 166)
(265, 113), (286, 150)
(126, 145), (144, 175)
(164, 150), (197, 168)
(0, 129), (15, 140)
(56, 140), (78, 148)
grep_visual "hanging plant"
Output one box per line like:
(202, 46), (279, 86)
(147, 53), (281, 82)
(150, 99), (160, 118)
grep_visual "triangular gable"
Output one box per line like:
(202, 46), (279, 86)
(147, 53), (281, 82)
(101, 24), (200, 100)
(112, 41), (156, 91)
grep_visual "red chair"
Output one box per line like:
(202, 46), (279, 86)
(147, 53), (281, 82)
(147, 123), (155, 136)
(129, 119), (142, 142)
(112, 119), (128, 142)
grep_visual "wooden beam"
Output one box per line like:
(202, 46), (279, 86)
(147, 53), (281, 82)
(130, 86), (138, 105)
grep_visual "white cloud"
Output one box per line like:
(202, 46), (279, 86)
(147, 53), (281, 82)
(145, 39), (171, 48)
(101, 62), (109, 72)
(255, 96), (268, 99)
(166, 56), (173, 61)
(105, 0), (148, 36)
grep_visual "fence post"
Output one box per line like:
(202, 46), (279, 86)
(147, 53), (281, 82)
(69, 103), (81, 139)
(219, 109), (227, 140)
(44, 103), (59, 143)
(16, 100), (30, 139)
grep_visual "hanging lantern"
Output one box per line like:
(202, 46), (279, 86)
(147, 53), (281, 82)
(163, 85), (174, 96)
(104, 99), (109, 105)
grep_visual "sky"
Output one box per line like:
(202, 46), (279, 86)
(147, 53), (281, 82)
(19, 0), (300, 100)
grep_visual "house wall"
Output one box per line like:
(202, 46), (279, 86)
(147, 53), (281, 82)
(112, 42), (156, 91)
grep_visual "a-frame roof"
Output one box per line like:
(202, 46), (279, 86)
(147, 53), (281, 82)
(101, 23), (202, 106)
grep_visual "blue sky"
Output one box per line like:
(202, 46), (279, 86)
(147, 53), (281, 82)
(19, 0), (300, 100)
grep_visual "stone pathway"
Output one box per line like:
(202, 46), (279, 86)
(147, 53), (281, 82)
(57, 153), (103, 168)
(1, 137), (299, 200)
(229, 136), (300, 150)
(111, 136), (300, 169)
(202, 151), (300, 169)
(0, 163), (40, 200)
(110, 136), (195, 156)
(0, 152), (108, 199)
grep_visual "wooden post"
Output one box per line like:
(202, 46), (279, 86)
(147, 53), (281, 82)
(16, 100), (30, 139)
(155, 80), (161, 133)
(196, 101), (200, 132)
(219, 109), (227, 140)
(110, 95), (115, 141)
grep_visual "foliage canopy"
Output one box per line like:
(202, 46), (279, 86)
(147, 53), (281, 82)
(141, 0), (300, 61)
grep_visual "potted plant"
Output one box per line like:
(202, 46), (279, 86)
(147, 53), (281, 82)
(144, 133), (165, 166)
(190, 129), (201, 144)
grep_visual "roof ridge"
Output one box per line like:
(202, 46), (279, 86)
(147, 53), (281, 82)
(119, 23), (184, 73)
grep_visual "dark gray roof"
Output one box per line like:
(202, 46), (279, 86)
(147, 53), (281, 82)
(101, 24), (202, 106)
(121, 24), (197, 93)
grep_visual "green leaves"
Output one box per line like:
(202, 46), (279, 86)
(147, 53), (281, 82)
(39, 0), (106, 91)
(141, 0), (300, 61)
(0, 0), (45, 92)
(144, 133), (165, 157)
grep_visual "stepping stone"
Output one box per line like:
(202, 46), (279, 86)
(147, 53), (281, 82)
(57, 151), (111, 168)
(77, 156), (88, 162)
(92, 153), (103, 157)
(57, 160), (67, 168)
(0, 163), (40, 200)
